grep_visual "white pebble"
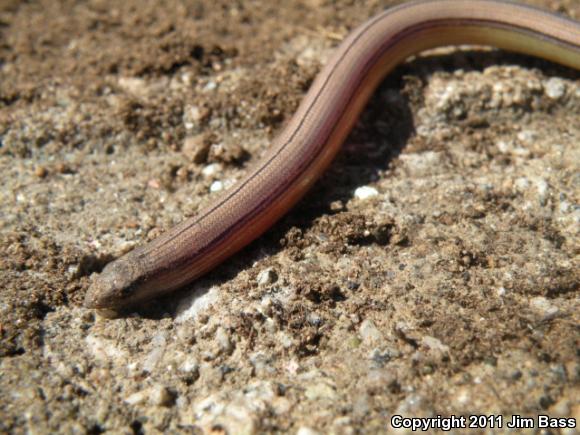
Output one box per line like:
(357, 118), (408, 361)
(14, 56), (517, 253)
(202, 163), (222, 177)
(179, 357), (199, 374)
(125, 390), (148, 405)
(516, 130), (537, 145)
(544, 78), (566, 100)
(67, 264), (80, 278)
(535, 178), (549, 205)
(118, 77), (147, 95)
(496, 140), (510, 153)
(296, 427), (322, 435)
(203, 81), (217, 91)
(210, 180), (224, 192)
(354, 186), (379, 200)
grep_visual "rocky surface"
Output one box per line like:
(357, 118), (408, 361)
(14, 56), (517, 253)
(1, 0), (579, 433)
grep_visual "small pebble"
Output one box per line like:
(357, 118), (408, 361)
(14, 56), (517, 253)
(216, 327), (233, 354)
(264, 318), (278, 333)
(359, 319), (383, 345)
(67, 264), (81, 279)
(210, 180), (224, 192)
(530, 297), (559, 321)
(118, 77), (146, 95)
(368, 348), (394, 366)
(179, 357), (199, 374)
(257, 268), (278, 285)
(35, 166), (48, 178)
(125, 390), (148, 405)
(544, 77), (566, 100)
(202, 163), (222, 177)
(330, 200), (344, 211)
(184, 105), (209, 131)
(307, 312), (322, 327)
(516, 130), (537, 145)
(182, 134), (210, 163)
(203, 81), (217, 91)
(535, 178), (549, 205)
(510, 369), (523, 380)
(496, 140), (510, 153)
(150, 385), (175, 407)
(354, 186), (379, 200)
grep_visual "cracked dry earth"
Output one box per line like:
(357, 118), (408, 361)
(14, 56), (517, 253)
(0, 0), (579, 434)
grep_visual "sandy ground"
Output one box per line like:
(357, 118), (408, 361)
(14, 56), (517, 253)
(1, 0), (579, 433)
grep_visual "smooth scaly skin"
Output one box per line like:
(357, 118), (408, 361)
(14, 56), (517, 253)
(84, 0), (580, 312)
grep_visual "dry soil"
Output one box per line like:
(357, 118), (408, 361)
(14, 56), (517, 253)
(0, 0), (579, 433)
